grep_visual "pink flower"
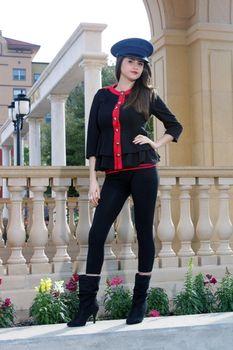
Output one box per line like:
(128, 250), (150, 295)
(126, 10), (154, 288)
(3, 298), (11, 307)
(65, 274), (79, 292)
(73, 274), (79, 282)
(148, 309), (160, 317)
(108, 276), (123, 286)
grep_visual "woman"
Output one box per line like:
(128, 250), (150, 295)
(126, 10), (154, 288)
(67, 38), (183, 327)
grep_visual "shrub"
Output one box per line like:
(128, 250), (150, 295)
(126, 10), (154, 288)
(173, 259), (203, 315)
(30, 275), (79, 325)
(193, 273), (217, 313)
(104, 276), (132, 320)
(215, 268), (233, 312)
(0, 278), (15, 328)
(147, 287), (169, 316)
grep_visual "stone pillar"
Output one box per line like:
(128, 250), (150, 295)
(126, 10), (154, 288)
(157, 177), (178, 268)
(29, 178), (51, 274)
(28, 117), (42, 166)
(79, 57), (107, 165)
(6, 178), (27, 275)
(1, 145), (11, 219)
(51, 177), (72, 272)
(196, 178), (217, 266)
(49, 94), (68, 166)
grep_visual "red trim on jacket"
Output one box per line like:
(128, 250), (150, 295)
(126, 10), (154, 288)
(105, 163), (156, 175)
(105, 84), (132, 170)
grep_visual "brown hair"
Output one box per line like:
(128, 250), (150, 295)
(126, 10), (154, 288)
(115, 56), (155, 120)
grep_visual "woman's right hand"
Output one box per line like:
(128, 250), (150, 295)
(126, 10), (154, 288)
(88, 178), (100, 207)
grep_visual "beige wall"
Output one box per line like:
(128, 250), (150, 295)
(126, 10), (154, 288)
(144, 0), (233, 166)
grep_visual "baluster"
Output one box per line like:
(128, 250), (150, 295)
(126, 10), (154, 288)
(29, 178), (51, 274)
(116, 198), (136, 270)
(67, 197), (79, 262)
(7, 178), (27, 275)
(157, 177), (178, 268)
(0, 201), (5, 248)
(51, 178), (72, 273)
(46, 199), (55, 243)
(215, 178), (233, 264)
(177, 178), (197, 266)
(75, 177), (91, 273)
(196, 178), (217, 265)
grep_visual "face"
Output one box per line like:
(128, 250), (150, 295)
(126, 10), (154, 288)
(120, 57), (144, 82)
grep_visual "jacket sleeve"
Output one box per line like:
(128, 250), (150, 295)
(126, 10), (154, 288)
(86, 90), (101, 159)
(150, 94), (183, 142)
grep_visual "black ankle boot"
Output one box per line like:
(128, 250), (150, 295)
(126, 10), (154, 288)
(67, 275), (100, 327)
(126, 273), (151, 325)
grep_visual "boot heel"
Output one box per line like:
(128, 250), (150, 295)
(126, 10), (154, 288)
(92, 307), (98, 324)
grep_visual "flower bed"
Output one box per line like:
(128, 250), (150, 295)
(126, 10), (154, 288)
(1, 259), (233, 327)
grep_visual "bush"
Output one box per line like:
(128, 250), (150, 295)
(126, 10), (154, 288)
(0, 278), (15, 328)
(30, 275), (79, 325)
(147, 287), (169, 316)
(104, 276), (132, 320)
(215, 268), (233, 312)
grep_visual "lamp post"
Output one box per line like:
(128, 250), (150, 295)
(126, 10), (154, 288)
(8, 93), (31, 166)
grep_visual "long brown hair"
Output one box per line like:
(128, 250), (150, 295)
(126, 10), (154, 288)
(115, 56), (155, 120)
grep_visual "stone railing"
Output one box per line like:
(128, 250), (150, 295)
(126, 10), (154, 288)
(1, 166), (233, 312)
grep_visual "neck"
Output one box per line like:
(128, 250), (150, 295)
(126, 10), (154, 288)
(115, 77), (135, 91)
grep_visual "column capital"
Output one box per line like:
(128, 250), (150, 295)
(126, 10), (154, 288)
(79, 52), (108, 70)
(48, 94), (69, 103)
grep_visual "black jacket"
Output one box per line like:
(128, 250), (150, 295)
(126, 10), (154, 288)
(86, 85), (183, 171)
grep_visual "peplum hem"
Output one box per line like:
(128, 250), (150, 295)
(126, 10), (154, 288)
(95, 149), (160, 171)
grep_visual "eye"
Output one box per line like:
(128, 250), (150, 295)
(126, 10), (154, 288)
(138, 61), (144, 67)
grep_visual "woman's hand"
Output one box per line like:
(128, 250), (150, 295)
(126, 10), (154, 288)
(133, 133), (174, 150)
(88, 178), (100, 207)
(133, 134), (158, 149)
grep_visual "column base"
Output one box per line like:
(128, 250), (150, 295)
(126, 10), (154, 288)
(52, 261), (73, 273)
(218, 255), (233, 266)
(7, 264), (28, 275)
(119, 258), (137, 270)
(30, 263), (52, 274)
(179, 256), (198, 267)
(198, 255), (218, 266)
(159, 256), (179, 268)
(102, 259), (119, 272)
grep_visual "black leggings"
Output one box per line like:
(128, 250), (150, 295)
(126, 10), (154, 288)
(86, 167), (159, 274)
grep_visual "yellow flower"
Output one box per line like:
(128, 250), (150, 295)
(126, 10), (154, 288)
(36, 277), (52, 293)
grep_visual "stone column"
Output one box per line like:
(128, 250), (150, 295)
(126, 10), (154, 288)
(1, 145), (11, 219)
(157, 177), (178, 268)
(79, 57), (107, 165)
(196, 178), (217, 266)
(49, 94), (68, 166)
(6, 178), (27, 275)
(177, 178), (197, 267)
(29, 178), (51, 274)
(28, 117), (42, 166)
(51, 177), (72, 272)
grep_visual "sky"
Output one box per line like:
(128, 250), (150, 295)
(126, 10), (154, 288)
(0, 0), (151, 63)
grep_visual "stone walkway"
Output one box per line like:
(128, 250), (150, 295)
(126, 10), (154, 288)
(0, 313), (233, 350)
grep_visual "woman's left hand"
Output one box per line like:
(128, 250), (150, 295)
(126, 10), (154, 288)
(133, 134), (154, 147)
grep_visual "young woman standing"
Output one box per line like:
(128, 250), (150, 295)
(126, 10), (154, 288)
(68, 38), (183, 327)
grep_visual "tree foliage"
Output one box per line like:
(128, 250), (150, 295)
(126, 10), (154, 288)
(41, 64), (116, 166)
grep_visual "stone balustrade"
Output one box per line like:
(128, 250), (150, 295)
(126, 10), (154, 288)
(0, 165), (233, 313)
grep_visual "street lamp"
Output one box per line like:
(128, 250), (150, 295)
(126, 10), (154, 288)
(8, 92), (31, 165)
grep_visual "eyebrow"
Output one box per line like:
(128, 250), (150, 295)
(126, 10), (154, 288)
(126, 56), (144, 64)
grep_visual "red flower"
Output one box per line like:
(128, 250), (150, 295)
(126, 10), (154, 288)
(3, 298), (11, 307)
(210, 277), (217, 284)
(65, 274), (79, 292)
(148, 309), (160, 317)
(109, 276), (123, 286)
(0, 278), (2, 285)
(206, 274), (212, 280)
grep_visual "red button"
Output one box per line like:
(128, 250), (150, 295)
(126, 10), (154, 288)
(117, 153), (121, 157)
(115, 128), (119, 132)
(116, 142), (120, 145)
(113, 117), (117, 121)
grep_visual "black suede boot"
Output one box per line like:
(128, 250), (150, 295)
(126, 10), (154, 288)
(67, 275), (100, 327)
(126, 273), (151, 325)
